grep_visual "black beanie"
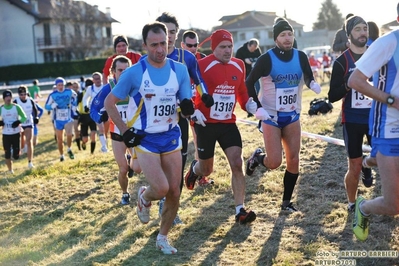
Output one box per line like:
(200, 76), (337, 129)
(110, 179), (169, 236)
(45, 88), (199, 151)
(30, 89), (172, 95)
(113, 35), (128, 50)
(345, 16), (367, 36)
(2, 90), (12, 99)
(273, 20), (293, 40)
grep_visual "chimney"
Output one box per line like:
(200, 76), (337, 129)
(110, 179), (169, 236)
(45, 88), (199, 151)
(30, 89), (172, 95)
(106, 7), (111, 19)
(79, 1), (86, 16)
(93, 5), (99, 16)
(31, 0), (39, 13)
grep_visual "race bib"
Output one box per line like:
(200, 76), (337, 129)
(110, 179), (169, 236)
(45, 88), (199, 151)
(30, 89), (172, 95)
(56, 108), (69, 121)
(351, 90), (372, 109)
(275, 87), (298, 112)
(149, 95), (177, 126)
(210, 93), (235, 120)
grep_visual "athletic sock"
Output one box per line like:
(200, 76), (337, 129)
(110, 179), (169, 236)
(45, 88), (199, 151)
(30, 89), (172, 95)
(282, 170), (299, 204)
(235, 204), (244, 215)
(90, 142), (96, 154)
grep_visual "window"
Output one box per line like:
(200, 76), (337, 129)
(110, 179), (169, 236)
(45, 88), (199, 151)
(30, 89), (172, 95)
(44, 52), (54, 63)
(239, 33), (246, 41)
(254, 32), (260, 40)
(268, 31), (273, 39)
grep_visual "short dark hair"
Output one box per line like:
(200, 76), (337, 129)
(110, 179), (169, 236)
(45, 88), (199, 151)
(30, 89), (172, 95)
(156, 12), (179, 31)
(182, 30), (198, 42)
(111, 55), (132, 72)
(346, 13), (354, 20)
(18, 85), (27, 94)
(85, 78), (93, 87)
(142, 22), (167, 45)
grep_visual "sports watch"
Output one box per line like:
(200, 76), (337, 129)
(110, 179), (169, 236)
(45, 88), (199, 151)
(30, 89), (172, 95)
(387, 95), (395, 106)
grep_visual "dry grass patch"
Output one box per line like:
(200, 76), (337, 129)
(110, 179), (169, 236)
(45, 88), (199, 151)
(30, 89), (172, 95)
(0, 86), (398, 266)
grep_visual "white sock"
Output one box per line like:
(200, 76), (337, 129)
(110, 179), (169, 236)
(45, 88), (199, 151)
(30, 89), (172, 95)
(157, 234), (167, 241)
(99, 134), (107, 148)
(235, 204), (244, 215)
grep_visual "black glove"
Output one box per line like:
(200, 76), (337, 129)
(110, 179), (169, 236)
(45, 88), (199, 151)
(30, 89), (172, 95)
(84, 106), (90, 113)
(11, 120), (21, 128)
(179, 98), (195, 117)
(0, 120), (4, 127)
(100, 111), (109, 122)
(34, 117), (39, 124)
(201, 93), (214, 108)
(122, 127), (144, 148)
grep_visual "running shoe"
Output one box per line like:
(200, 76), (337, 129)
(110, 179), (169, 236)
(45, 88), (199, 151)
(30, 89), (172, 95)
(347, 203), (355, 213)
(60, 155), (65, 162)
(361, 156), (373, 188)
(156, 238), (177, 254)
(172, 214), (183, 226)
(136, 186), (151, 224)
(353, 196), (370, 241)
(235, 208), (256, 224)
(185, 160), (200, 190)
(82, 142), (86, 150)
(68, 150), (74, 159)
(121, 193), (130, 205)
(198, 176), (214, 187)
(246, 148), (263, 176)
(281, 202), (298, 212)
(101, 146), (108, 153)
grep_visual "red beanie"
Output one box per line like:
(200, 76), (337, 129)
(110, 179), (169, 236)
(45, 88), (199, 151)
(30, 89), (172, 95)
(211, 29), (233, 50)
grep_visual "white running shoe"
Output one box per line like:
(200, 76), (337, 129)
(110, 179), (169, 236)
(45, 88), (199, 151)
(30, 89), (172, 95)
(101, 146), (108, 153)
(156, 238), (177, 254)
(28, 162), (34, 169)
(136, 186), (151, 224)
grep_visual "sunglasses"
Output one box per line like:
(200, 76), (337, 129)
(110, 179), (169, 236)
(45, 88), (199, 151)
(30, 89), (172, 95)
(185, 43), (198, 48)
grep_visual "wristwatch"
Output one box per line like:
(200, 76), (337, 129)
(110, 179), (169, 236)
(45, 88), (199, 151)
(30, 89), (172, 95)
(387, 95), (395, 106)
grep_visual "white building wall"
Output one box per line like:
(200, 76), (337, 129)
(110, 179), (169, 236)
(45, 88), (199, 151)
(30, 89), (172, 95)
(0, 1), (36, 67)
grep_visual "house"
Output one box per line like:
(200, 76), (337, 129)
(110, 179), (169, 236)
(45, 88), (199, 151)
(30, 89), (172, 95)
(213, 10), (336, 53)
(0, 0), (117, 67)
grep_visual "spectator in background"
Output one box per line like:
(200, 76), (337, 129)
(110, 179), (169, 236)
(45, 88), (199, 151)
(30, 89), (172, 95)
(71, 81), (81, 150)
(236, 38), (262, 79)
(333, 13), (354, 53)
(79, 76), (86, 90)
(28, 79), (42, 102)
(367, 21), (380, 46)
(102, 35), (141, 84)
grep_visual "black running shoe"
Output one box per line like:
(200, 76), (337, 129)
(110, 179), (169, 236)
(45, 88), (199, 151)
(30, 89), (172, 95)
(246, 148), (263, 176)
(235, 208), (256, 224)
(361, 156), (373, 187)
(281, 202), (298, 212)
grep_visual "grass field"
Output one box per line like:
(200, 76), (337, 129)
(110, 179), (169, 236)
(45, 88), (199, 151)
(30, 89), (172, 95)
(0, 83), (398, 266)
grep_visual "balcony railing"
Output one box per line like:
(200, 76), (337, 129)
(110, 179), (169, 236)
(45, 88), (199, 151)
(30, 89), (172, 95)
(36, 37), (112, 49)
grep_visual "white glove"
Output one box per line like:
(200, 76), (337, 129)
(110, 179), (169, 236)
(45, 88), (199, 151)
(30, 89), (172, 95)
(191, 109), (207, 127)
(310, 80), (321, 94)
(255, 108), (271, 121)
(51, 102), (58, 109)
(245, 97), (258, 115)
